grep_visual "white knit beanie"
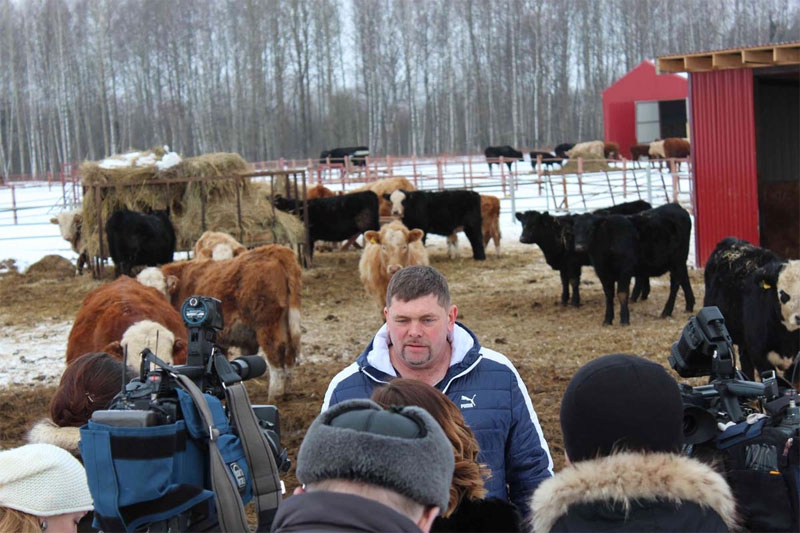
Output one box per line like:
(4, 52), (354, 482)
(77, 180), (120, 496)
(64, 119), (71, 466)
(0, 443), (94, 516)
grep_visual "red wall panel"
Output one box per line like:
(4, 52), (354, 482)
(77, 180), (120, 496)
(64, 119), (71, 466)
(690, 69), (759, 267)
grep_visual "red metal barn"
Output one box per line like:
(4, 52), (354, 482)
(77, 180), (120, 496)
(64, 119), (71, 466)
(658, 42), (800, 266)
(602, 60), (688, 159)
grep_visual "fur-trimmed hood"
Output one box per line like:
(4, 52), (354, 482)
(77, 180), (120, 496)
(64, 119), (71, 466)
(531, 452), (739, 532)
(26, 418), (82, 457)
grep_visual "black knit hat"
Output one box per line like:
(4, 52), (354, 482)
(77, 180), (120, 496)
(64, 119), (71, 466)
(560, 353), (684, 462)
(296, 399), (454, 510)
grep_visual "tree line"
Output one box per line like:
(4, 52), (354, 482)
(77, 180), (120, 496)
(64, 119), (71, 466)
(0, 0), (797, 176)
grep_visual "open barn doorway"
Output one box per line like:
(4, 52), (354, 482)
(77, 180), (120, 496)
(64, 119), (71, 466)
(755, 67), (800, 259)
(658, 99), (688, 139)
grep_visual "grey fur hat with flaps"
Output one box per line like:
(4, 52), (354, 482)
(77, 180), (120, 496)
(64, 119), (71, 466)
(296, 399), (454, 511)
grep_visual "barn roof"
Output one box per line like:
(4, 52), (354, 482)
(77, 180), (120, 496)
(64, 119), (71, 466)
(657, 41), (800, 73)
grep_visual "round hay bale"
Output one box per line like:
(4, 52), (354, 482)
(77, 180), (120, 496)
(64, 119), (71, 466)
(24, 255), (76, 280)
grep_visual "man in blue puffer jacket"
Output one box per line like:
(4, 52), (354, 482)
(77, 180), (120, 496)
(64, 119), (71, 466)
(322, 265), (554, 517)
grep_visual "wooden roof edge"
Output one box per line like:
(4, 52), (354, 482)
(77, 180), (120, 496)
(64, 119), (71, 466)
(657, 42), (800, 73)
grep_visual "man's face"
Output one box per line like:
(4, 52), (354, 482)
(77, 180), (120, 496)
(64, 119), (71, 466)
(384, 293), (457, 371)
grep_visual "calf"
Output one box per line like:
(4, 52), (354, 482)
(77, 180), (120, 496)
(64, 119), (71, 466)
(529, 150), (560, 170)
(106, 208), (176, 277)
(66, 276), (187, 364)
(704, 237), (800, 385)
(50, 210), (89, 275)
(155, 245), (302, 401)
(386, 189), (486, 260)
(573, 203), (695, 325)
(629, 143), (651, 167)
(273, 190), (380, 262)
(447, 194), (501, 258)
(193, 231), (246, 261)
(484, 145), (523, 173)
(516, 200), (652, 307)
(359, 221), (429, 316)
(319, 146), (369, 167)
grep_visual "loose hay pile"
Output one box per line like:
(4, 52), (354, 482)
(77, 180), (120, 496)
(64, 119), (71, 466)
(79, 151), (305, 257)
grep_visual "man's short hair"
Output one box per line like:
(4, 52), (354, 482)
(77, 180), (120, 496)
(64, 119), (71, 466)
(386, 265), (451, 309)
(296, 399), (454, 511)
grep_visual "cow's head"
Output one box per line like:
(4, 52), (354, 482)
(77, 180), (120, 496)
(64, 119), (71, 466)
(50, 210), (83, 250)
(365, 222), (425, 276)
(136, 266), (179, 303)
(516, 211), (550, 244)
(774, 260), (800, 332)
(572, 214), (600, 253)
(386, 189), (408, 217)
(103, 320), (187, 365)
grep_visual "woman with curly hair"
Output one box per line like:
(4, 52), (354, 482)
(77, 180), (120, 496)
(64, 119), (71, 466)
(372, 378), (521, 532)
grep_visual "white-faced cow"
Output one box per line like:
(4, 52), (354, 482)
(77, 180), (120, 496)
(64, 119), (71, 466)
(704, 237), (800, 386)
(105, 208), (176, 277)
(573, 202), (695, 325)
(386, 189), (486, 260)
(484, 145), (523, 173)
(193, 231), (246, 261)
(359, 221), (429, 316)
(50, 210), (89, 275)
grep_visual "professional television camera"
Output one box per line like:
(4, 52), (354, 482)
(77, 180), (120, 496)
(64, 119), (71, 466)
(669, 306), (800, 531)
(82, 296), (290, 532)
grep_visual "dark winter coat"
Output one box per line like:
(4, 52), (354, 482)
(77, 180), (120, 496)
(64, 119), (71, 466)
(530, 452), (740, 532)
(271, 490), (422, 532)
(432, 497), (522, 532)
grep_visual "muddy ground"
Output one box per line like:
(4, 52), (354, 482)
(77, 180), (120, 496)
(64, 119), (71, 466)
(0, 241), (705, 493)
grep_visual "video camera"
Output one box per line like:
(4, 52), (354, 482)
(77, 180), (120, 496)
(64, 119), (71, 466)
(84, 295), (290, 531)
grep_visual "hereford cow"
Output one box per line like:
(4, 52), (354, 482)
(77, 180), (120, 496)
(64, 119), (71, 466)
(484, 145), (523, 173)
(66, 276), (187, 364)
(386, 189), (486, 260)
(153, 245), (302, 401)
(663, 137), (691, 159)
(273, 190), (380, 262)
(629, 143), (651, 167)
(106, 208), (176, 277)
(603, 141), (620, 160)
(193, 231), (246, 261)
(573, 202), (695, 325)
(319, 146), (369, 167)
(516, 200), (652, 307)
(350, 176), (416, 217)
(446, 194), (501, 258)
(359, 221), (429, 316)
(704, 237), (800, 386)
(50, 210), (89, 275)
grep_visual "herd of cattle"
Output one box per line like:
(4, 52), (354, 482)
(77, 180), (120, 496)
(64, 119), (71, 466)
(50, 165), (798, 399)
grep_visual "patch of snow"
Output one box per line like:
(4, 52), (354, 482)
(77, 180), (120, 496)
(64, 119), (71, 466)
(0, 320), (72, 387)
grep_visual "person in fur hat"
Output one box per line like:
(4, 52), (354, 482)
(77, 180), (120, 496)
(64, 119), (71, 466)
(530, 353), (740, 532)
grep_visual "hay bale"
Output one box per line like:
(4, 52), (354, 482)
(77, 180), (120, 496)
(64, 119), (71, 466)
(556, 159), (612, 174)
(24, 255), (76, 280)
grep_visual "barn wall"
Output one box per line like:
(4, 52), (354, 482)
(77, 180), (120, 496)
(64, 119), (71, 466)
(690, 69), (759, 267)
(603, 61), (687, 158)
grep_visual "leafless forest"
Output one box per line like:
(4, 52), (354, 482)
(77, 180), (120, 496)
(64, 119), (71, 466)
(0, 0), (797, 176)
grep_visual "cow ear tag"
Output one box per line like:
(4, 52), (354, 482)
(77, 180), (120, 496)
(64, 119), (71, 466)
(760, 280), (772, 290)
(370, 238), (377, 244)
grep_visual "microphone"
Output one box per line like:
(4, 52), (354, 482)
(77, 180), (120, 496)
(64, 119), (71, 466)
(230, 355), (267, 380)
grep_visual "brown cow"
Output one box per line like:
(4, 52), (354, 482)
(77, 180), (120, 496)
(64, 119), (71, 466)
(629, 143), (651, 167)
(66, 276), (188, 364)
(603, 141), (620, 160)
(351, 177), (416, 217)
(359, 221), (429, 316)
(193, 231), (247, 261)
(663, 137), (691, 159)
(447, 194), (501, 258)
(154, 245), (302, 401)
(306, 184), (336, 199)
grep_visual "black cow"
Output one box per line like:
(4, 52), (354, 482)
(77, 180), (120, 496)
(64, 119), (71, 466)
(704, 237), (800, 385)
(273, 190), (380, 262)
(319, 146), (369, 167)
(105, 208), (176, 278)
(553, 143), (575, 163)
(529, 150), (561, 170)
(484, 145), (523, 173)
(385, 189), (485, 260)
(516, 200), (652, 307)
(573, 202), (695, 325)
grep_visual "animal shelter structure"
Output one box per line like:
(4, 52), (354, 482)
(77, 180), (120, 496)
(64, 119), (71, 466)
(659, 41), (800, 266)
(602, 60), (688, 159)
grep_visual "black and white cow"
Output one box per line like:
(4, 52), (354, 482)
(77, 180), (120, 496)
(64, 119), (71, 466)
(573, 202), (695, 325)
(484, 145), (523, 173)
(529, 150), (561, 170)
(319, 146), (369, 167)
(516, 200), (653, 307)
(553, 143), (575, 164)
(386, 189), (485, 260)
(273, 190), (380, 261)
(105, 208), (176, 278)
(704, 237), (800, 386)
